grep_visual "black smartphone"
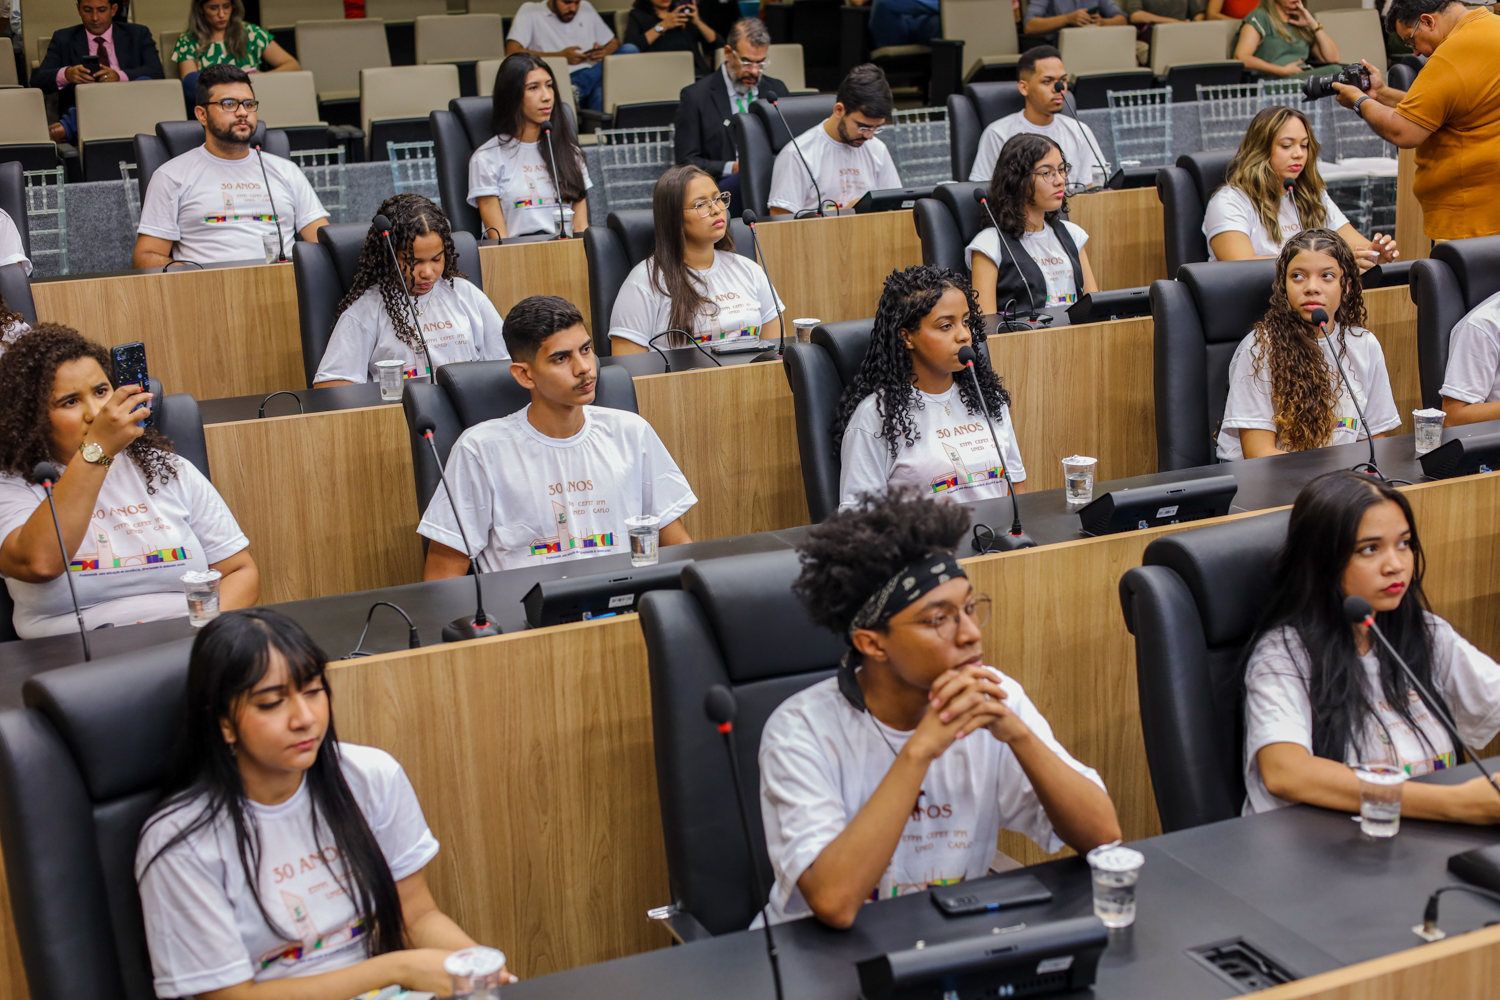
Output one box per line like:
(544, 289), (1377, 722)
(110, 341), (153, 428)
(1086, 5), (1101, 13)
(80, 55), (101, 75)
(929, 873), (1053, 916)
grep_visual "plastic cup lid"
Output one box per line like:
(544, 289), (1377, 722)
(374, 359), (405, 368)
(625, 514), (661, 527)
(1355, 765), (1408, 785)
(180, 569), (221, 584)
(1062, 455), (1098, 467)
(443, 946), (507, 977)
(1412, 408), (1445, 418)
(793, 318), (822, 326)
(1087, 844), (1144, 872)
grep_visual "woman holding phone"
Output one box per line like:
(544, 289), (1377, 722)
(1233, 0), (1341, 79)
(625, 0), (722, 75)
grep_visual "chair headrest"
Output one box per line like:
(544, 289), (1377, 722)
(22, 638), (196, 802)
(963, 82), (1026, 127)
(683, 550), (846, 683)
(317, 222), (372, 295)
(751, 94), (837, 152)
(157, 120), (268, 157)
(1432, 235), (1500, 313)
(450, 95), (493, 149)
(1142, 509), (1288, 646)
(438, 360), (530, 428)
(1178, 258), (1276, 344)
(934, 181), (989, 246)
(607, 210), (657, 268)
(811, 319), (875, 389)
(1178, 148), (1235, 205)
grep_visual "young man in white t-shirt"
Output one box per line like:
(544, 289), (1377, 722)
(767, 63), (903, 216)
(968, 46), (1107, 189)
(505, 0), (621, 111)
(419, 295), (696, 576)
(0, 209), (30, 275)
(758, 491), (1120, 927)
(133, 65), (328, 268)
(1439, 289), (1500, 427)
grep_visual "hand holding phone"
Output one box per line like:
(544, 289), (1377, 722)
(110, 341), (153, 428)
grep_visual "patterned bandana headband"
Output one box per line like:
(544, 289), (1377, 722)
(847, 552), (968, 641)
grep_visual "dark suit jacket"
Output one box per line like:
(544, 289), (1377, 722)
(31, 22), (164, 112)
(673, 69), (789, 177)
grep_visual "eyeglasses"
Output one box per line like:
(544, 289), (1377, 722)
(852, 123), (890, 137)
(203, 98), (259, 112)
(1032, 164), (1071, 183)
(731, 54), (767, 68)
(890, 594), (992, 641)
(688, 191), (732, 217)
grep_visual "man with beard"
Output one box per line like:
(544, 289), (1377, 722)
(133, 64), (328, 268)
(767, 63), (902, 217)
(672, 18), (789, 217)
(505, 0), (621, 112)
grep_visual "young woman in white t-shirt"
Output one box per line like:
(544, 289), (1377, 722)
(0, 325), (258, 638)
(1204, 105), (1398, 270)
(834, 265), (1026, 510)
(314, 194), (509, 386)
(608, 164), (783, 354)
(136, 609), (512, 999)
(1242, 471), (1500, 818)
(468, 53), (591, 240)
(967, 133), (1099, 317)
(1218, 228), (1400, 461)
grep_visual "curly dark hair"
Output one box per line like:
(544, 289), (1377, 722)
(987, 133), (1069, 241)
(1382, 0), (1460, 32)
(336, 195), (467, 352)
(831, 265), (1012, 458)
(792, 487), (970, 637)
(0, 324), (179, 493)
(1249, 228), (1369, 453)
(0, 288), (22, 335)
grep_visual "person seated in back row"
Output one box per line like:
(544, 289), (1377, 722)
(32, 0), (164, 144)
(969, 46), (1106, 189)
(767, 63), (902, 217)
(504, 0), (623, 113)
(609, 165), (782, 354)
(1023, 0), (1127, 41)
(314, 195), (509, 387)
(1438, 287), (1500, 427)
(173, 0), (301, 104)
(420, 296), (696, 577)
(1232, 0), (1341, 80)
(134, 65), (329, 268)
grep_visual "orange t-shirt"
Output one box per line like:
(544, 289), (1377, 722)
(1395, 9), (1500, 240)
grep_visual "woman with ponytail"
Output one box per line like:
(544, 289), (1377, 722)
(136, 609), (510, 999)
(1217, 228), (1399, 460)
(834, 264), (1025, 510)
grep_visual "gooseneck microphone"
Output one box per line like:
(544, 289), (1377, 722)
(1051, 81), (1118, 191)
(539, 120), (569, 240)
(956, 347), (1033, 550)
(1343, 595), (1500, 802)
(766, 94), (826, 218)
(1283, 176), (1297, 195)
(414, 417), (502, 643)
(703, 685), (786, 1000)
(32, 462), (89, 661)
(742, 210), (788, 363)
(373, 213), (437, 382)
(972, 188), (1038, 327)
(254, 145), (289, 263)
(1311, 307), (1381, 479)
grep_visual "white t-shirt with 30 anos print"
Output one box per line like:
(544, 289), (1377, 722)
(0, 454), (248, 638)
(1202, 184), (1351, 260)
(767, 125), (902, 214)
(607, 250), (783, 350)
(313, 279), (509, 384)
(418, 405), (696, 572)
(965, 221), (1091, 308)
(466, 134), (593, 238)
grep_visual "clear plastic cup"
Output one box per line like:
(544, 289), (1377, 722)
(793, 318), (822, 344)
(1356, 764), (1407, 838)
(1087, 844), (1144, 928)
(1062, 455), (1098, 506)
(444, 946), (507, 1000)
(626, 514), (661, 567)
(1413, 408), (1445, 456)
(262, 232), (282, 263)
(180, 569), (222, 627)
(375, 359), (405, 401)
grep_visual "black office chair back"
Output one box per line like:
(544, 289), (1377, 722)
(433, 96), (580, 237)
(1119, 508), (1288, 831)
(1150, 258), (1276, 471)
(401, 361), (639, 515)
(783, 319), (876, 523)
(0, 161), (29, 258)
(1156, 148), (1235, 276)
(733, 95), (837, 220)
(913, 181), (987, 272)
(947, 83), (1041, 181)
(0, 638), (196, 1000)
(1411, 235), (1500, 409)
(639, 549), (846, 934)
(1387, 62), (1416, 92)
(750, 94), (837, 153)
(293, 222), (483, 386)
(136, 122), (286, 203)
(0, 262), (36, 325)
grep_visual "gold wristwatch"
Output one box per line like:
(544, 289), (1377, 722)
(79, 441), (112, 467)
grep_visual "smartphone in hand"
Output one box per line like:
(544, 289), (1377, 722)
(110, 341), (153, 428)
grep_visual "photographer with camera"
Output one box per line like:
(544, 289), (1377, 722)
(1331, 0), (1500, 242)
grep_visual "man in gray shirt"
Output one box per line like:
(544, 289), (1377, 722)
(1024, 0), (1127, 38)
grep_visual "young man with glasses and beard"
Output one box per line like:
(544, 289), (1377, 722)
(766, 63), (903, 216)
(133, 64), (328, 268)
(757, 490), (1120, 928)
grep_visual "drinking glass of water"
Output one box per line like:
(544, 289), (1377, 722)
(625, 514), (661, 567)
(262, 232), (282, 264)
(1356, 764), (1407, 838)
(1412, 408), (1445, 456)
(375, 359), (405, 401)
(1086, 844), (1144, 929)
(1062, 455), (1098, 506)
(180, 569), (223, 627)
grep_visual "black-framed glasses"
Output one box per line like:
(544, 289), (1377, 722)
(890, 594), (992, 641)
(203, 98), (259, 112)
(688, 191), (732, 217)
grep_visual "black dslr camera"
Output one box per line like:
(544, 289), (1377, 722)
(1302, 62), (1371, 101)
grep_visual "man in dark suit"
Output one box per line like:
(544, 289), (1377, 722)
(31, 0), (164, 140)
(673, 17), (790, 215)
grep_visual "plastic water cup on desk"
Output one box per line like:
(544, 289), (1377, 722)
(1087, 844), (1144, 928)
(180, 569), (222, 627)
(626, 514), (661, 567)
(262, 232), (281, 263)
(445, 946), (507, 1000)
(1356, 764), (1407, 838)
(1413, 408), (1445, 456)
(793, 318), (822, 344)
(1062, 455), (1098, 506)
(375, 359), (405, 401)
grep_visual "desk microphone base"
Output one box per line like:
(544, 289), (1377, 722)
(442, 616), (503, 642)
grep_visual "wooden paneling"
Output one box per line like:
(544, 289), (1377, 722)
(1067, 186), (1169, 291)
(203, 405), (425, 605)
(1366, 284), (1419, 429)
(478, 239), (593, 333)
(755, 211), (923, 326)
(1396, 147), (1430, 262)
(0, 861), (23, 1000)
(1253, 923), (1500, 1000)
(32, 263), (304, 400)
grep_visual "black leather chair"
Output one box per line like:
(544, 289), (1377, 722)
(1155, 148), (1235, 277)
(431, 96), (581, 238)
(638, 548), (845, 937)
(0, 161), (29, 259)
(1387, 62), (1417, 92)
(0, 262), (36, 326)
(582, 210), (754, 357)
(401, 360), (639, 516)
(783, 318), (878, 522)
(913, 180), (988, 272)
(1410, 235), (1500, 409)
(732, 94), (837, 220)
(946, 82), (1026, 183)
(292, 222), (483, 387)
(134, 121), (289, 205)
(1118, 508), (1288, 832)
(0, 637), (197, 1000)
(1150, 258), (1276, 471)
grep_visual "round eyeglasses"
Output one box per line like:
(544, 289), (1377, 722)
(688, 191), (732, 217)
(889, 594), (992, 641)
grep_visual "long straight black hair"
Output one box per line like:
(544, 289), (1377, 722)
(138, 609), (408, 957)
(490, 53), (588, 204)
(1243, 470), (1453, 765)
(649, 163), (735, 346)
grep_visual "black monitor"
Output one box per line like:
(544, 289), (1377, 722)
(852, 186), (936, 214)
(1077, 474), (1239, 536)
(521, 560), (692, 628)
(1419, 425), (1500, 480)
(1066, 287), (1152, 325)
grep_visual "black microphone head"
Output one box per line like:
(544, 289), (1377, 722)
(956, 345), (979, 367)
(1343, 594), (1373, 623)
(1053, 79), (1066, 93)
(704, 684), (737, 725)
(971, 187), (986, 204)
(540, 120), (552, 133)
(741, 209), (757, 225)
(766, 92), (778, 104)
(31, 461), (60, 485)
(1283, 176), (1297, 192)
(373, 213), (392, 234)
(1310, 307), (1330, 328)
(414, 415), (437, 437)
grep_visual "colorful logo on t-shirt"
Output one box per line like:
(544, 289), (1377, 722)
(204, 212), (278, 224)
(528, 500), (617, 557)
(1336, 416), (1359, 432)
(692, 324), (761, 344)
(512, 196), (563, 208)
(402, 364), (433, 380)
(69, 524), (190, 572)
(256, 912), (366, 971)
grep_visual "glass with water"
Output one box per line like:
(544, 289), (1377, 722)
(445, 946), (507, 1000)
(1086, 844), (1144, 929)
(1356, 764), (1407, 837)
(375, 359), (405, 401)
(180, 569), (222, 627)
(1062, 455), (1098, 506)
(261, 232), (282, 263)
(1413, 408), (1445, 456)
(626, 514), (661, 567)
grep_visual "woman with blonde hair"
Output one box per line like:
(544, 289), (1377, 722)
(173, 0), (300, 100)
(1232, 0), (1340, 78)
(1204, 105), (1398, 272)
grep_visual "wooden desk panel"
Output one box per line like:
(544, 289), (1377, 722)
(32, 263), (304, 400)
(1068, 187), (1169, 291)
(756, 212), (923, 325)
(1396, 147), (1430, 263)
(1257, 923), (1500, 1000)
(478, 239), (593, 334)
(1368, 283), (1420, 425)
